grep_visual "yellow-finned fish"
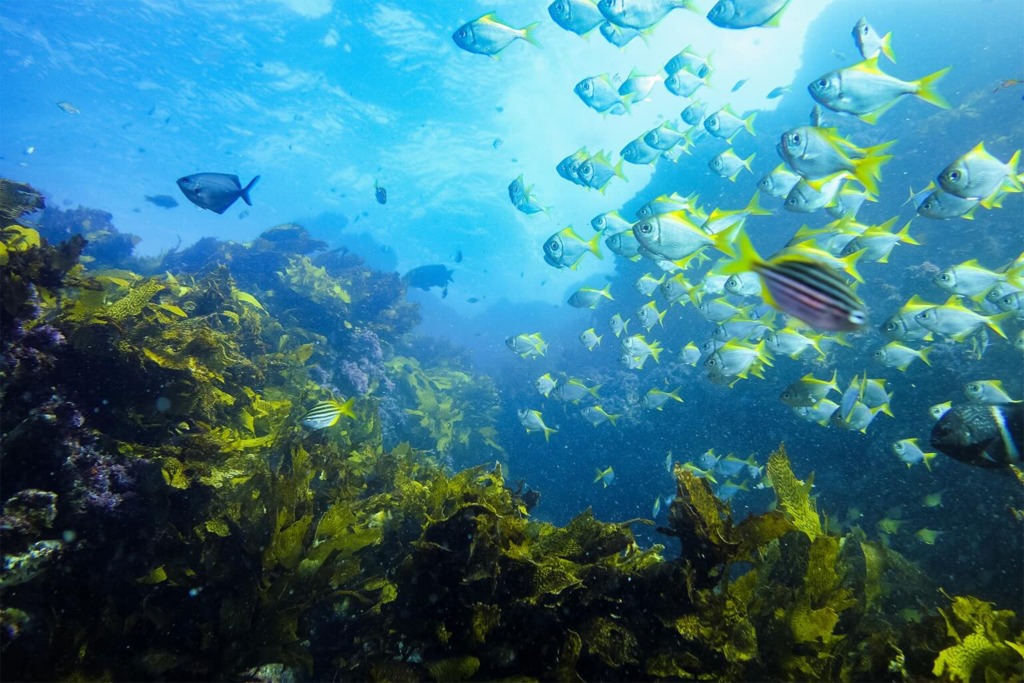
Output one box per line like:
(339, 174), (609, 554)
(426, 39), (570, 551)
(779, 126), (893, 195)
(302, 398), (357, 429)
(937, 142), (1023, 207)
(808, 55), (950, 125)
(594, 465), (615, 487)
(544, 226), (603, 269)
(518, 408), (558, 441)
(852, 17), (895, 63)
(452, 13), (541, 56)
(780, 370), (839, 407)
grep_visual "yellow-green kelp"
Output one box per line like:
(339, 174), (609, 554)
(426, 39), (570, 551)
(1, 184), (1022, 682)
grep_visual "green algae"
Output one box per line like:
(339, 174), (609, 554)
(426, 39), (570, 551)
(2, 185), (1023, 682)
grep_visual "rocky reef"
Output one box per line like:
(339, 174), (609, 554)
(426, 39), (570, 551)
(1, 180), (1021, 681)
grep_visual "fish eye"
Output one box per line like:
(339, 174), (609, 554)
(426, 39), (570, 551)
(816, 79), (828, 89)
(949, 170), (961, 182)
(883, 321), (896, 331)
(547, 240), (560, 252)
(861, 26), (869, 35)
(638, 221), (652, 234)
(792, 133), (801, 145)
(938, 273), (950, 282)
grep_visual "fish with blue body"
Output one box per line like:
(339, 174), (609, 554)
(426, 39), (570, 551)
(176, 173), (260, 214)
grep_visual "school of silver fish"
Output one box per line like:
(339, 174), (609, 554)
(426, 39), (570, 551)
(455, 2), (1022, 509)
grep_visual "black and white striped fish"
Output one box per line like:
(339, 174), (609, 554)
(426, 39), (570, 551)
(302, 398), (357, 430)
(931, 402), (1023, 470)
(723, 230), (867, 332)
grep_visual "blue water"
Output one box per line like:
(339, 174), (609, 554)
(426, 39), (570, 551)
(2, 0), (1022, 612)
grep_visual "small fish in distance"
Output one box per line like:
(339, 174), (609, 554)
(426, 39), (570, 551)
(374, 180), (387, 204)
(176, 173), (260, 214)
(145, 194), (179, 209)
(403, 265), (454, 298)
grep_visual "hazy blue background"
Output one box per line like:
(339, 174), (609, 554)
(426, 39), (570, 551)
(2, 0), (1022, 604)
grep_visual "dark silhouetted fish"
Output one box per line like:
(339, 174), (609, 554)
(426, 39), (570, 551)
(145, 194), (179, 209)
(176, 173), (260, 214)
(374, 180), (387, 204)
(931, 402), (1022, 469)
(403, 265), (453, 298)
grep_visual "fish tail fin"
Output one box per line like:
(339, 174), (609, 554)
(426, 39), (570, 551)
(520, 21), (542, 48)
(589, 384), (603, 399)
(614, 158), (627, 180)
(587, 232), (604, 259)
(657, 308), (667, 326)
(896, 220), (919, 245)
(1004, 150), (1023, 192)
(607, 413), (620, 427)
(918, 346), (933, 366)
(744, 190), (772, 216)
(337, 396), (357, 419)
(543, 425), (557, 442)
(240, 175), (261, 206)
(985, 311), (1012, 339)
(744, 111), (757, 136)
(922, 451), (937, 472)
(742, 152), (756, 172)
(827, 368), (840, 394)
(649, 341), (663, 364)
(718, 225), (760, 273)
(879, 31), (896, 63)
(914, 66), (952, 109)
(852, 153), (892, 195)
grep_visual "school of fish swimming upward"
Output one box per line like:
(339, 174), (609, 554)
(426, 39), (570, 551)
(453, 0), (1023, 497)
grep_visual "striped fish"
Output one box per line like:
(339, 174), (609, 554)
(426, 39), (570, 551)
(374, 180), (387, 205)
(302, 398), (357, 430)
(724, 230), (867, 332)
